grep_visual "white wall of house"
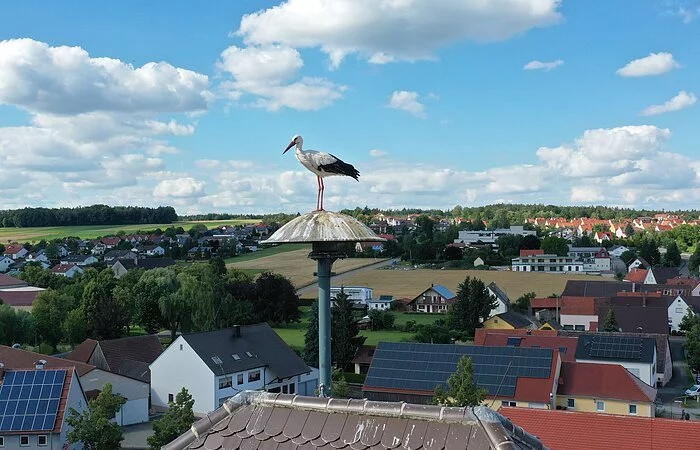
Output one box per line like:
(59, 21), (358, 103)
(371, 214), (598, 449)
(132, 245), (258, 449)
(368, 301), (392, 310)
(330, 286), (373, 304)
(584, 257), (611, 272)
(150, 336), (216, 414)
(668, 296), (691, 332)
(0, 257), (14, 272)
(560, 314), (598, 331)
(609, 246), (629, 258)
(576, 358), (656, 387)
(147, 246), (165, 256)
(79, 368), (150, 426)
(628, 258), (646, 273)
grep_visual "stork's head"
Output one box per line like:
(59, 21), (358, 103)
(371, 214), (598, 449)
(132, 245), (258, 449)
(283, 135), (303, 154)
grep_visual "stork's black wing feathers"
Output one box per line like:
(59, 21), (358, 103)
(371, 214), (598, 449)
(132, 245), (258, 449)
(318, 154), (360, 180)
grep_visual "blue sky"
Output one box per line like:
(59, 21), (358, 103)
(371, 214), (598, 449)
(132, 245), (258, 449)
(0, 0), (698, 214)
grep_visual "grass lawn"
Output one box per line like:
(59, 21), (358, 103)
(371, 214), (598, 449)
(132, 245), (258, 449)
(225, 244), (310, 263)
(0, 219), (260, 243)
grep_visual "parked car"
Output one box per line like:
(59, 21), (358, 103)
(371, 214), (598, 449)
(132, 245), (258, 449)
(685, 385), (700, 397)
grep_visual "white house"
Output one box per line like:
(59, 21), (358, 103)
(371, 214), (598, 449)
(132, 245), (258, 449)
(454, 225), (536, 247)
(150, 324), (319, 415)
(60, 254), (99, 266)
(574, 334), (657, 387)
(79, 368), (150, 426)
(628, 257), (650, 273)
(26, 249), (49, 263)
(143, 245), (166, 257)
(486, 282), (510, 317)
(0, 256), (14, 273)
(330, 286), (373, 305)
(512, 254), (584, 273)
(51, 264), (84, 278)
(368, 295), (393, 310)
(2, 244), (28, 260)
(667, 295), (698, 332)
(609, 245), (630, 258)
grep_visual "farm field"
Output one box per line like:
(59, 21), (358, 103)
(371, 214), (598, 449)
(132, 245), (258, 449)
(0, 219), (260, 242)
(338, 268), (612, 300)
(227, 248), (387, 288)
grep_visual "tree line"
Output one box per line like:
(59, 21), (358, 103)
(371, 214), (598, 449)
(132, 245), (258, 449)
(0, 205), (177, 228)
(0, 259), (300, 351)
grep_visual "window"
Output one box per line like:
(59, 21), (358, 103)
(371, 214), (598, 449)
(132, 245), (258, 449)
(168, 393), (174, 403)
(500, 401), (516, 407)
(574, 325), (585, 331)
(268, 386), (281, 393)
(212, 356), (223, 365)
(629, 404), (637, 415)
(563, 325), (574, 330)
(676, 308), (684, 313)
(567, 398), (575, 408)
(289, 383), (295, 394)
(232, 354), (241, 361)
(20, 436), (29, 446)
(248, 370), (261, 382)
(246, 352), (254, 358)
(0, 436), (4, 447)
(38, 435), (47, 446)
(237, 374), (244, 385)
(282, 385), (288, 394)
(596, 401), (605, 411)
(219, 376), (232, 389)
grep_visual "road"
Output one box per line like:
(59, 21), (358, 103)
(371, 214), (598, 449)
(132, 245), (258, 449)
(296, 258), (400, 297)
(657, 336), (700, 419)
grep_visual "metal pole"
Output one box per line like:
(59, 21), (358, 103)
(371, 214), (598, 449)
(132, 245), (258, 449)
(317, 256), (333, 397)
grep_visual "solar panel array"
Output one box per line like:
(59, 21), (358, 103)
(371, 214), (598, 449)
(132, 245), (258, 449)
(588, 335), (643, 360)
(364, 342), (553, 398)
(0, 369), (66, 432)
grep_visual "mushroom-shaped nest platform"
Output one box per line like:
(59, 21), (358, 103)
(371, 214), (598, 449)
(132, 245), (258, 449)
(261, 210), (386, 244)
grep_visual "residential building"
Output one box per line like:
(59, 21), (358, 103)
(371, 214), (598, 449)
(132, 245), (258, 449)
(150, 324), (319, 414)
(556, 361), (656, 416)
(608, 245), (630, 258)
(351, 345), (376, 374)
(0, 366), (87, 450)
(557, 297), (598, 331)
(627, 256), (651, 272)
(0, 287), (47, 311)
(486, 282), (510, 317)
(103, 249), (138, 262)
(474, 329), (578, 361)
(2, 244), (28, 260)
(574, 334), (657, 386)
(140, 245), (166, 257)
(367, 295), (393, 310)
(502, 407), (700, 450)
(50, 263), (84, 278)
(644, 267), (681, 285)
(329, 286), (373, 305)
(482, 311), (534, 330)
(0, 273), (27, 289)
(363, 341), (560, 408)
(60, 254), (98, 266)
(0, 256), (14, 273)
(454, 225), (536, 247)
(596, 295), (670, 334)
(668, 295), (700, 332)
(26, 249), (49, 263)
(407, 284), (456, 313)
(624, 268), (648, 283)
(511, 253), (583, 273)
(163, 391), (547, 450)
(110, 257), (177, 278)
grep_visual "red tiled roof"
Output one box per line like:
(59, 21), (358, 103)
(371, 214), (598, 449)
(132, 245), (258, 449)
(0, 290), (42, 307)
(2, 244), (24, 255)
(475, 332), (578, 362)
(100, 237), (122, 246)
(0, 273), (28, 288)
(51, 263), (78, 273)
(519, 249), (544, 257)
(531, 297), (558, 309)
(351, 345), (376, 365)
(558, 361), (656, 402)
(559, 297), (597, 315)
(501, 407), (700, 450)
(0, 344), (95, 376)
(66, 339), (98, 363)
(624, 268), (648, 283)
(473, 328), (558, 345)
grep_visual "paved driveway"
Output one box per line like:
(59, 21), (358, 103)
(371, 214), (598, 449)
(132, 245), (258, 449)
(121, 421), (154, 450)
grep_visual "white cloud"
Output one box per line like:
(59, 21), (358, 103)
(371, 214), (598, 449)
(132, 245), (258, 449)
(641, 91), (697, 116)
(523, 59), (563, 71)
(387, 91), (426, 117)
(666, 1), (700, 23)
(217, 45), (346, 111)
(616, 52), (680, 77)
(0, 38), (210, 114)
(369, 149), (388, 158)
(153, 178), (206, 198)
(236, 0), (562, 68)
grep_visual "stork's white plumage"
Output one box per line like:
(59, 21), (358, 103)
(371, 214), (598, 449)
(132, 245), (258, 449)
(283, 135), (360, 211)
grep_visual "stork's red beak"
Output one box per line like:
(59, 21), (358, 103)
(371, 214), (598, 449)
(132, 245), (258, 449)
(283, 141), (295, 154)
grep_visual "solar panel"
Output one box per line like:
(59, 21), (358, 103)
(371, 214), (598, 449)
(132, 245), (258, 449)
(588, 335), (643, 360)
(506, 337), (522, 347)
(0, 369), (66, 432)
(365, 342), (553, 398)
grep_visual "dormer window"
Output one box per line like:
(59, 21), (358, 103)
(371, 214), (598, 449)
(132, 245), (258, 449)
(232, 354), (241, 361)
(212, 356), (223, 364)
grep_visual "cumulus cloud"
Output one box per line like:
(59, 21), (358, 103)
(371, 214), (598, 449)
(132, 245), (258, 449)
(523, 59), (563, 71)
(616, 52), (680, 77)
(0, 38), (210, 114)
(387, 91), (426, 117)
(641, 91), (696, 116)
(217, 45), (346, 111)
(236, 0), (562, 68)
(666, 1), (700, 23)
(153, 178), (206, 198)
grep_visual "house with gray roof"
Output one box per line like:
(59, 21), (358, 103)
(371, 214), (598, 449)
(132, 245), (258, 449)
(408, 284), (457, 313)
(486, 282), (510, 317)
(149, 324), (318, 414)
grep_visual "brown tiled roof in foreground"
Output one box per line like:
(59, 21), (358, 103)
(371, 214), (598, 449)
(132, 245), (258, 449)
(164, 391), (548, 450)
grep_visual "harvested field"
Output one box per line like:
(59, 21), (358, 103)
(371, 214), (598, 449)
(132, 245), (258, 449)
(227, 248), (387, 288)
(338, 268), (612, 300)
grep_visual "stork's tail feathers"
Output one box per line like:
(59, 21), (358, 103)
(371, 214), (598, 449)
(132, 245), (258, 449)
(319, 157), (360, 180)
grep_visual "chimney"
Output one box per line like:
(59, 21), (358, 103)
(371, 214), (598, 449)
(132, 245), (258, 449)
(35, 359), (47, 370)
(234, 325), (241, 338)
(0, 362), (4, 381)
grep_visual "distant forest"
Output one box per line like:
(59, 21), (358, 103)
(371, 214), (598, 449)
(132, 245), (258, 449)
(0, 205), (178, 228)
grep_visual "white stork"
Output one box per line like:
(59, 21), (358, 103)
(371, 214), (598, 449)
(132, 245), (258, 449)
(283, 135), (360, 211)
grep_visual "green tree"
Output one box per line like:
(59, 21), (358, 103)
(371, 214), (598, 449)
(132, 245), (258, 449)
(624, 223), (635, 237)
(601, 309), (620, 332)
(253, 272), (301, 324)
(134, 268), (179, 334)
(66, 383), (125, 450)
(689, 246), (700, 276)
(496, 234), (523, 258)
(331, 368), (350, 398)
(448, 277), (498, 336)
(63, 308), (88, 345)
(432, 356), (486, 407)
(685, 324), (700, 373)
(512, 292), (535, 315)
(663, 241), (682, 267)
(679, 310), (700, 333)
(209, 256), (227, 276)
(147, 388), (196, 450)
(331, 289), (365, 370)
(82, 270), (126, 340)
(413, 323), (453, 344)
(620, 250), (637, 265)
(303, 301), (319, 367)
(520, 234), (541, 250)
(32, 290), (75, 347)
(638, 237), (661, 266)
(541, 236), (570, 256)
(368, 309), (395, 331)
